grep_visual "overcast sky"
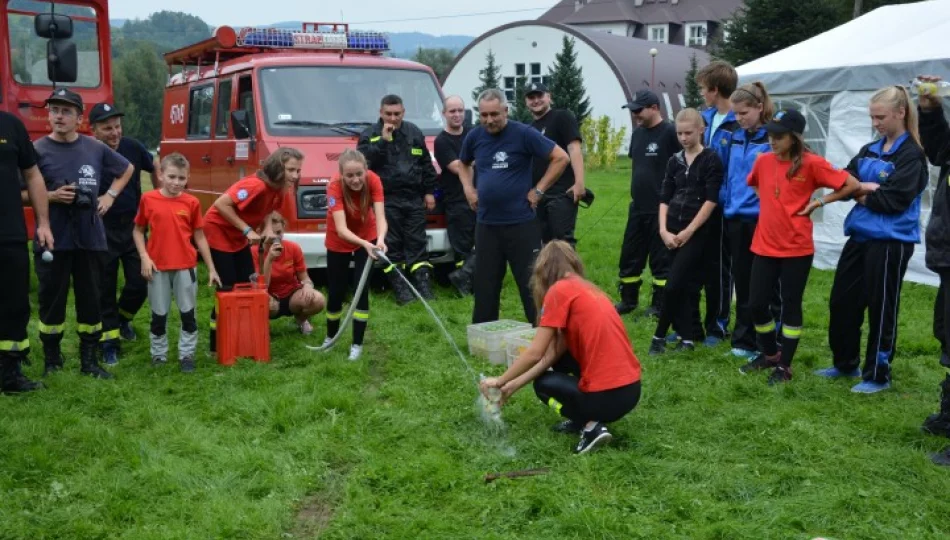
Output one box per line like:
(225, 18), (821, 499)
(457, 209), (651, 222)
(110, 0), (554, 36)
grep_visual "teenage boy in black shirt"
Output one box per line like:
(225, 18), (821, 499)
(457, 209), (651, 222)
(525, 82), (585, 246)
(615, 90), (681, 317)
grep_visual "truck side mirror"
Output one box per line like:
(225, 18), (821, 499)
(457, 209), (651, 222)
(231, 110), (251, 139)
(47, 39), (77, 83)
(35, 14), (73, 39)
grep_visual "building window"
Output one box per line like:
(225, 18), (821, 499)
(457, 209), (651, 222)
(647, 24), (668, 44)
(503, 76), (515, 102)
(530, 63), (541, 76)
(515, 63), (526, 76)
(686, 22), (707, 47)
(542, 75), (552, 87)
(531, 76), (542, 85)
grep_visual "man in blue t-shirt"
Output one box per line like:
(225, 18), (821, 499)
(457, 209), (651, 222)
(89, 102), (158, 365)
(458, 88), (569, 324)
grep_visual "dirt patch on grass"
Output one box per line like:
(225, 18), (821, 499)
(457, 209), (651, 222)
(290, 493), (334, 538)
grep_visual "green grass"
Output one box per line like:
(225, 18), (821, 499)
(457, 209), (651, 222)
(3, 159), (950, 539)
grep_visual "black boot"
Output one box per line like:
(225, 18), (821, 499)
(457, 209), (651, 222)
(42, 339), (65, 376)
(448, 255), (476, 296)
(79, 340), (113, 379)
(922, 374), (950, 438)
(644, 285), (664, 318)
(412, 266), (436, 300)
(386, 269), (415, 306)
(933, 446), (950, 466)
(0, 353), (43, 394)
(614, 282), (640, 315)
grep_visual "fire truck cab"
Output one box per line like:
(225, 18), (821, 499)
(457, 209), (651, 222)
(160, 23), (451, 269)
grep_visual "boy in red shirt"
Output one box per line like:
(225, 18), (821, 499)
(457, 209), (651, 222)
(133, 153), (221, 372)
(252, 213), (325, 335)
(202, 148), (301, 354)
(481, 241), (641, 454)
(740, 109), (858, 383)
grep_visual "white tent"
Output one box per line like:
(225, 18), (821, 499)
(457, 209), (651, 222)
(737, 0), (950, 286)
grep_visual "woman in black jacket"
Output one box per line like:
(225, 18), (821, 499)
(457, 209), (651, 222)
(918, 76), (950, 462)
(650, 108), (723, 354)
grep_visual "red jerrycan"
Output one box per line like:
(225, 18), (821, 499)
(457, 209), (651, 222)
(215, 276), (271, 365)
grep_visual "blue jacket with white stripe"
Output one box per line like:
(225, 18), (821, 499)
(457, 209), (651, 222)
(843, 132), (929, 243)
(722, 126), (770, 219)
(702, 107), (739, 204)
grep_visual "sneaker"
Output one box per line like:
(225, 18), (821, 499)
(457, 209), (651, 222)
(675, 340), (695, 352)
(297, 319), (314, 336)
(179, 356), (196, 373)
(80, 364), (113, 379)
(740, 352), (780, 374)
(574, 422), (613, 454)
(814, 366), (861, 378)
(731, 348), (758, 360)
(932, 446), (950, 467)
(648, 337), (666, 355)
(921, 413), (950, 438)
(851, 380), (891, 394)
(348, 345), (363, 361)
(322, 337), (333, 348)
(102, 342), (119, 366)
(119, 321), (137, 341)
(666, 332), (680, 344)
(151, 356), (167, 367)
(767, 365), (793, 385)
(552, 419), (583, 434)
(703, 335), (723, 347)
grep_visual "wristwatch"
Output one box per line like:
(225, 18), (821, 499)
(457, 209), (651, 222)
(107, 189), (119, 198)
(534, 188), (545, 197)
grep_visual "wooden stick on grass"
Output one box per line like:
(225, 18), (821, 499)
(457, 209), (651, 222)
(484, 467), (551, 483)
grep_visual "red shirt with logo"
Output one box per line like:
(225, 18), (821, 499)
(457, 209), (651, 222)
(134, 190), (203, 271)
(324, 171), (385, 253)
(747, 152), (849, 258)
(252, 240), (306, 299)
(539, 275), (642, 392)
(203, 175), (285, 252)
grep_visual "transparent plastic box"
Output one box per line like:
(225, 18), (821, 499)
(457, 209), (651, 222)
(467, 320), (532, 365)
(505, 328), (537, 367)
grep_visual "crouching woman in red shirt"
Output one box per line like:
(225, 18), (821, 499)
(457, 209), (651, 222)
(252, 213), (326, 335)
(740, 109), (859, 384)
(480, 241), (642, 454)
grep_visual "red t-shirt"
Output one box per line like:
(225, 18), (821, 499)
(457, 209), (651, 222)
(251, 240), (306, 299)
(133, 190), (204, 271)
(203, 175), (285, 252)
(539, 276), (642, 392)
(747, 152), (849, 258)
(324, 171), (385, 253)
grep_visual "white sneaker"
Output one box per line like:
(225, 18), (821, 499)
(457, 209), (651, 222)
(297, 319), (313, 335)
(348, 345), (363, 361)
(322, 337), (333, 348)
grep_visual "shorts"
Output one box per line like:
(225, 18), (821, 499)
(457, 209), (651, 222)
(270, 285), (303, 319)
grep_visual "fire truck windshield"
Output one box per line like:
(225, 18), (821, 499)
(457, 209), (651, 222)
(5, 0), (102, 88)
(259, 66), (445, 137)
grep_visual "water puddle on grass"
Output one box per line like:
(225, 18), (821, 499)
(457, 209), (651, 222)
(378, 251), (517, 457)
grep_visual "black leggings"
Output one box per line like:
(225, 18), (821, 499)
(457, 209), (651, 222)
(533, 355), (641, 425)
(654, 225), (707, 342)
(934, 270), (950, 366)
(208, 246), (255, 352)
(749, 254), (812, 366)
(326, 247), (371, 346)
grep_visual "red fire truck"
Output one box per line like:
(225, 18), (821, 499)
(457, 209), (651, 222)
(2, 0), (112, 232)
(160, 23), (451, 269)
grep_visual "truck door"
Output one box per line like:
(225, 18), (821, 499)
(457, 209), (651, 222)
(183, 83), (214, 195)
(233, 73), (259, 178)
(208, 77), (234, 193)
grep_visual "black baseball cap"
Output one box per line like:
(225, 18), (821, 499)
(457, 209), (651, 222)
(45, 88), (83, 112)
(765, 109), (806, 136)
(623, 89), (659, 112)
(525, 81), (549, 96)
(89, 102), (124, 124)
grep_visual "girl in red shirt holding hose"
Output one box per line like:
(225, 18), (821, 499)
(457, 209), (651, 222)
(480, 241), (642, 454)
(323, 149), (387, 361)
(739, 109), (858, 384)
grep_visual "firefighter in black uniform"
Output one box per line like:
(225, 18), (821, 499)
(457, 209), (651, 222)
(0, 112), (53, 394)
(34, 89), (133, 379)
(89, 102), (157, 365)
(918, 75), (950, 466)
(357, 94), (438, 304)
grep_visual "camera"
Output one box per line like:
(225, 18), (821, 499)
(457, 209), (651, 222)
(70, 181), (95, 210)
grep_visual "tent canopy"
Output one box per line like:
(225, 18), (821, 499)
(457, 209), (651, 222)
(737, 0), (950, 93)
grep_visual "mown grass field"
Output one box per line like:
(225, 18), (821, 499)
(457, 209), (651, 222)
(2, 160), (950, 539)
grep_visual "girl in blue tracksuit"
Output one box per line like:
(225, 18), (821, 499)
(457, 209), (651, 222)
(819, 86), (929, 394)
(724, 82), (781, 360)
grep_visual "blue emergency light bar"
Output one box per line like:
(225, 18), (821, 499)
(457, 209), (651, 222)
(236, 26), (390, 52)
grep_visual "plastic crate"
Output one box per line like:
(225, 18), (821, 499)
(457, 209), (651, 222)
(505, 329), (537, 367)
(467, 320), (532, 365)
(216, 283), (271, 365)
